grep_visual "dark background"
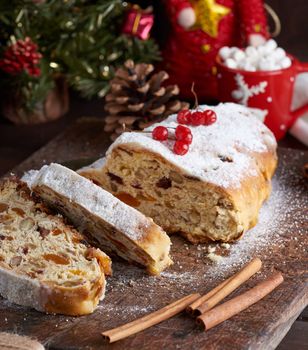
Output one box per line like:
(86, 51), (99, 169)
(0, 0), (307, 176)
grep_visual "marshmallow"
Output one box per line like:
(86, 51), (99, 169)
(280, 56), (292, 69)
(225, 58), (237, 69)
(264, 39), (278, 54)
(219, 40), (290, 72)
(245, 46), (258, 58)
(273, 47), (286, 61)
(219, 47), (231, 60)
(259, 59), (275, 71)
(243, 63), (256, 72)
(233, 49), (245, 61)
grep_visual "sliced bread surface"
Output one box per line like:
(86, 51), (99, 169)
(23, 163), (172, 275)
(0, 180), (111, 316)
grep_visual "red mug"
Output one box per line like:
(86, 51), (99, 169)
(216, 55), (308, 140)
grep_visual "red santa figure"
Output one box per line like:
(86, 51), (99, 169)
(161, 0), (269, 101)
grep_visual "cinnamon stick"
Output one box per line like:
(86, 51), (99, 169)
(192, 257), (262, 315)
(186, 275), (234, 315)
(102, 293), (200, 343)
(197, 272), (284, 330)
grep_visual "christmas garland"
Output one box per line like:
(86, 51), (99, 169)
(0, 0), (160, 116)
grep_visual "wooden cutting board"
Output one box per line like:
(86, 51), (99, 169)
(1, 118), (308, 350)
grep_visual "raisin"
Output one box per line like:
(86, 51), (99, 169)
(131, 181), (142, 189)
(22, 247), (29, 255)
(184, 175), (201, 181)
(91, 179), (101, 186)
(43, 253), (69, 265)
(0, 203), (8, 213)
(116, 192), (140, 207)
(79, 239), (90, 247)
(107, 172), (123, 185)
(218, 155), (233, 163)
(52, 228), (62, 236)
(38, 226), (50, 239)
(156, 177), (172, 189)
(11, 207), (25, 217)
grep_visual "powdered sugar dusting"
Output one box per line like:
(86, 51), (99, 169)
(96, 150), (307, 317)
(107, 103), (277, 188)
(22, 163), (157, 242)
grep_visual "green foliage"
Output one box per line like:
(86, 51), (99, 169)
(0, 0), (160, 110)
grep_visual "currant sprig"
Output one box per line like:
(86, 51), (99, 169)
(177, 109), (217, 126)
(151, 108), (217, 156)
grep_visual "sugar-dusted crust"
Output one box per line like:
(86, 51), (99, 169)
(23, 164), (172, 275)
(0, 180), (111, 316)
(79, 103), (277, 243)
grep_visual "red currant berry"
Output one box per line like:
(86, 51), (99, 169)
(190, 111), (205, 126)
(152, 126), (168, 141)
(175, 125), (193, 144)
(173, 141), (189, 155)
(203, 109), (217, 125)
(177, 109), (191, 124)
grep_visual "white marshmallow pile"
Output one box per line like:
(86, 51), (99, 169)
(219, 39), (292, 72)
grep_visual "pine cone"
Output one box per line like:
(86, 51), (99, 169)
(104, 60), (189, 140)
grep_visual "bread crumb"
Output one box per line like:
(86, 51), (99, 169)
(221, 243), (230, 249)
(207, 252), (223, 263)
(207, 246), (216, 253)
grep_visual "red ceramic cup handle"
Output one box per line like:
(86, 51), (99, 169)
(290, 61), (308, 125)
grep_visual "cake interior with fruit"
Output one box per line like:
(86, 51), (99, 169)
(79, 103), (277, 243)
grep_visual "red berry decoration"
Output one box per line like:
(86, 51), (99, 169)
(177, 109), (191, 124)
(190, 111), (205, 126)
(203, 109), (217, 125)
(0, 37), (42, 77)
(175, 125), (193, 144)
(152, 126), (168, 141)
(174, 140), (189, 155)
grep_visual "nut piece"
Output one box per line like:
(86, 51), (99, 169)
(10, 256), (22, 267)
(20, 217), (35, 230)
(190, 210), (201, 224)
(135, 168), (146, 180)
(169, 171), (184, 184)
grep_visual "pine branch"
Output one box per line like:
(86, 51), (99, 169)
(0, 0), (161, 107)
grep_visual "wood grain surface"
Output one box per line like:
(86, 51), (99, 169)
(1, 118), (307, 350)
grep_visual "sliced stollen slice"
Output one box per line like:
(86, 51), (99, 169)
(0, 180), (111, 316)
(22, 163), (172, 275)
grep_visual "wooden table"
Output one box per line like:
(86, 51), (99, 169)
(0, 97), (307, 349)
